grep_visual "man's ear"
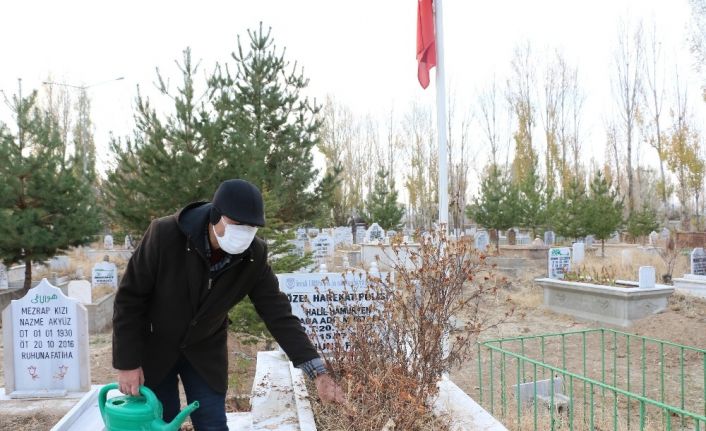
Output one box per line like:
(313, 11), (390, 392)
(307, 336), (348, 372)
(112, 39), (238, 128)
(209, 206), (221, 225)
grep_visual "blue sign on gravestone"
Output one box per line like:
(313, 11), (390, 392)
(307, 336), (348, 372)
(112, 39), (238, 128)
(548, 247), (572, 279)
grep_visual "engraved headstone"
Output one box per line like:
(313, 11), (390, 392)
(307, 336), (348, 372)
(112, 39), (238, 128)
(365, 223), (385, 243)
(638, 266), (656, 289)
(67, 280), (92, 305)
(648, 231), (659, 246)
(311, 234), (334, 260)
(277, 271), (388, 353)
(475, 231), (490, 252)
(572, 242), (585, 264)
(288, 239), (306, 258)
(103, 235), (114, 250)
(92, 261), (118, 289)
(296, 228), (308, 241)
(691, 248), (706, 276)
(2, 278), (90, 397)
(548, 247), (572, 279)
(0, 263), (8, 290)
(544, 231), (555, 246)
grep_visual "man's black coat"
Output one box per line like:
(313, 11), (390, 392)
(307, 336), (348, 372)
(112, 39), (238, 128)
(112, 202), (319, 393)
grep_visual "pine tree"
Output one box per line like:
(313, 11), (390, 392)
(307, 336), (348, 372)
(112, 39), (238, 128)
(584, 171), (623, 256)
(0, 91), (100, 291)
(364, 169), (405, 230)
(104, 49), (214, 233)
(209, 23), (322, 224)
(553, 177), (588, 241)
(517, 158), (546, 238)
(467, 165), (520, 251)
(626, 204), (659, 244)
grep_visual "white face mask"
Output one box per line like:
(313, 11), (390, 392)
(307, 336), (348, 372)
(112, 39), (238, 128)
(212, 218), (258, 254)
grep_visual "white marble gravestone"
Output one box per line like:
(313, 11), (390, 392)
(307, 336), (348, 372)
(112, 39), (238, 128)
(572, 242), (585, 264)
(333, 227), (353, 246)
(475, 231), (490, 252)
(0, 263), (8, 290)
(68, 280), (92, 305)
(365, 223), (385, 243)
(124, 235), (133, 250)
(92, 261), (118, 289)
(544, 231), (555, 246)
(311, 234), (334, 260)
(296, 228), (307, 241)
(691, 248), (706, 276)
(648, 231), (659, 246)
(621, 249), (633, 266)
(585, 235), (595, 248)
(276, 271), (388, 353)
(548, 247), (572, 279)
(638, 266), (656, 289)
(103, 235), (114, 250)
(2, 278), (90, 397)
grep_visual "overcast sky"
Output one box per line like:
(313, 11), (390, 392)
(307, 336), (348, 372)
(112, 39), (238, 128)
(0, 0), (702, 180)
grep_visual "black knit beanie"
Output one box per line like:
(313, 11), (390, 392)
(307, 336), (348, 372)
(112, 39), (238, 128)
(209, 179), (266, 227)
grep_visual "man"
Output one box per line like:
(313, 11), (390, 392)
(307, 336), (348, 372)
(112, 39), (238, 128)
(113, 179), (343, 430)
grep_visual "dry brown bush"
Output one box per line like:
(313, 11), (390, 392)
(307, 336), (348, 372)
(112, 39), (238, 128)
(309, 229), (512, 430)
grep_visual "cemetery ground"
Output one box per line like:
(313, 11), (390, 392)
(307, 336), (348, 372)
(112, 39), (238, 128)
(1, 247), (706, 430)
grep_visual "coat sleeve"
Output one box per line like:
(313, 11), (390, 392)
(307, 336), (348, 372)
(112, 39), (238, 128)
(112, 219), (161, 370)
(248, 244), (320, 366)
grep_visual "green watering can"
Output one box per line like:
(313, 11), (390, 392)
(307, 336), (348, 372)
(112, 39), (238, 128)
(98, 383), (200, 431)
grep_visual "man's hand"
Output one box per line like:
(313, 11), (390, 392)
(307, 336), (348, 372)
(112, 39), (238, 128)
(117, 367), (144, 396)
(314, 373), (345, 404)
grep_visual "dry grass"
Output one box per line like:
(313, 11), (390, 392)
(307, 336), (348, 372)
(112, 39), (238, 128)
(576, 250), (689, 283)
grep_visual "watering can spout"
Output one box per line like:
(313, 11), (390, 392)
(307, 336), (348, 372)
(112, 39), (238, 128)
(160, 401), (200, 431)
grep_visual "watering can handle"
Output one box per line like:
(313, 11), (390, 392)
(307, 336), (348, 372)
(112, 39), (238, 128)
(98, 383), (119, 419)
(98, 383), (162, 420)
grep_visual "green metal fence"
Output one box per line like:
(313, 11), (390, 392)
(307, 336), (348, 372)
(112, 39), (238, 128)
(475, 329), (706, 430)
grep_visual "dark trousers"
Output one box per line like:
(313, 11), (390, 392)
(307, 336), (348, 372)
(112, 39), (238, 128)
(148, 356), (228, 431)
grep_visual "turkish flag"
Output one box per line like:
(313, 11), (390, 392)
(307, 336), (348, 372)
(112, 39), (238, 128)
(416, 0), (436, 89)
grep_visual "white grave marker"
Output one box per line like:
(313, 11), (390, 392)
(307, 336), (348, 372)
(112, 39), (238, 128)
(2, 278), (90, 396)
(548, 247), (572, 279)
(124, 235), (133, 250)
(333, 227), (353, 246)
(103, 235), (114, 250)
(691, 248), (706, 276)
(544, 231), (555, 246)
(0, 263), (8, 290)
(475, 231), (490, 252)
(68, 280), (92, 305)
(621, 249), (633, 266)
(296, 228), (307, 241)
(585, 235), (595, 248)
(92, 261), (118, 289)
(311, 234), (334, 260)
(572, 242), (585, 264)
(638, 266), (656, 289)
(648, 231), (659, 246)
(365, 223), (385, 243)
(277, 271), (388, 353)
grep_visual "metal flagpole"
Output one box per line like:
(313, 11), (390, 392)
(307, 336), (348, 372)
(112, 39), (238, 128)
(435, 0), (448, 229)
